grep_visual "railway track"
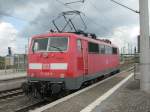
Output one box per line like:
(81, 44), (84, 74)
(0, 65), (134, 112)
(14, 91), (74, 112)
(15, 100), (49, 112)
(0, 88), (23, 100)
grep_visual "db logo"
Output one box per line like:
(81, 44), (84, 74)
(42, 64), (50, 69)
(42, 53), (48, 58)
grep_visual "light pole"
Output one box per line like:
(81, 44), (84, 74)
(139, 0), (150, 93)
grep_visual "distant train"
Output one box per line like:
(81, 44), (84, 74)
(22, 32), (120, 97)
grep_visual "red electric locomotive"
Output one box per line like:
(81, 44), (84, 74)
(23, 31), (120, 97)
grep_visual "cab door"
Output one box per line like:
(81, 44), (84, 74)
(77, 39), (88, 76)
(82, 40), (88, 75)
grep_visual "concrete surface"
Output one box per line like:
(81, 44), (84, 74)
(0, 72), (26, 91)
(92, 77), (150, 112)
(0, 72), (26, 81)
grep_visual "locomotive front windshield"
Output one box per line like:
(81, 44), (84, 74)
(32, 37), (68, 52)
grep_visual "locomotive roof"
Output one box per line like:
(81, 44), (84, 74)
(32, 32), (118, 48)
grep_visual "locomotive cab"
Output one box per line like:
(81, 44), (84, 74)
(24, 33), (82, 97)
(29, 36), (70, 79)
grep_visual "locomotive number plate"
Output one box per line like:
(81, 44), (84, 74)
(42, 64), (50, 70)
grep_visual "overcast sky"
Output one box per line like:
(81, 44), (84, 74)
(0, 0), (143, 56)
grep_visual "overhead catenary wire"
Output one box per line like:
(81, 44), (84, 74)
(65, 0), (85, 5)
(88, 1), (114, 27)
(110, 0), (139, 14)
(88, 0), (139, 38)
(55, 0), (76, 11)
(86, 1), (112, 35)
(81, 13), (109, 35)
(55, 0), (113, 35)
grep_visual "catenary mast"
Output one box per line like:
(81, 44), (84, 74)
(139, 0), (150, 93)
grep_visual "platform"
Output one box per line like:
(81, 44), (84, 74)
(32, 68), (133, 112)
(0, 72), (26, 91)
(0, 72), (26, 81)
(89, 76), (150, 112)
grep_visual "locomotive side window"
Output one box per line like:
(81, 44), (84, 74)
(105, 46), (109, 54)
(108, 46), (112, 54)
(112, 47), (118, 54)
(48, 37), (68, 52)
(33, 38), (48, 52)
(99, 45), (105, 54)
(105, 46), (112, 54)
(77, 39), (82, 52)
(88, 42), (99, 53)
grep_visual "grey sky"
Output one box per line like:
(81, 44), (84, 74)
(0, 0), (141, 55)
